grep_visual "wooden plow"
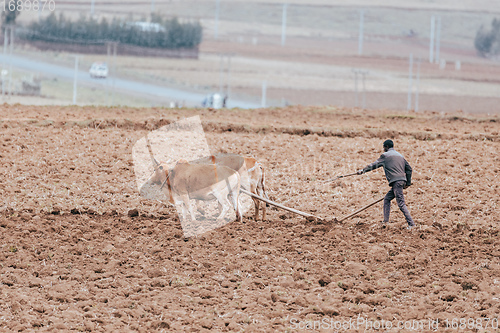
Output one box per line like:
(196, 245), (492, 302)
(321, 172), (358, 184)
(240, 189), (324, 221)
(334, 196), (384, 223)
(242, 189), (385, 224)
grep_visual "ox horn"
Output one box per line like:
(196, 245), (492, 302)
(145, 135), (160, 171)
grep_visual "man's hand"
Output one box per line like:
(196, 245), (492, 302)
(357, 169), (364, 175)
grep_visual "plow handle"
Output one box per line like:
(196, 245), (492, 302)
(321, 172), (358, 184)
(336, 196), (385, 223)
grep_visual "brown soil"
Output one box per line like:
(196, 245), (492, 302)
(0, 105), (499, 332)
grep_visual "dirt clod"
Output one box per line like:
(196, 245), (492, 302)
(127, 209), (139, 217)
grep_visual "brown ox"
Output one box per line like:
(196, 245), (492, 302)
(244, 157), (269, 221)
(191, 154), (269, 220)
(141, 159), (242, 222)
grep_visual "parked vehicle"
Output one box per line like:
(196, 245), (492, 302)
(202, 93), (227, 109)
(89, 63), (108, 79)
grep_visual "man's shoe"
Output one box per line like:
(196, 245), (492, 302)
(406, 224), (415, 230)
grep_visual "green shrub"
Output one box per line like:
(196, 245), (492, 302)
(474, 18), (500, 56)
(20, 13), (202, 49)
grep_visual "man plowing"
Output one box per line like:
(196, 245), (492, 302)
(357, 140), (415, 230)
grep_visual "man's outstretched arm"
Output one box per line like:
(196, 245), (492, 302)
(357, 154), (385, 175)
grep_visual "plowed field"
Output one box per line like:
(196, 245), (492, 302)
(0, 105), (499, 332)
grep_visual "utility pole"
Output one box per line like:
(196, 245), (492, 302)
(225, 54), (232, 100)
(352, 69), (368, 108)
(281, 4), (288, 46)
(2, 27), (8, 97)
(218, 54), (224, 93)
(358, 10), (364, 56)
(362, 72), (366, 109)
(429, 16), (435, 63)
(111, 42), (117, 105)
(73, 56), (79, 104)
(353, 70), (358, 107)
(435, 16), (441, 64)
(261, 80), (267, 108)
(8, 26), (13, 97)
(407, 53), (413, 111)
(90, 0), (95, 16)
(415, 57), (421, 112)
(151, 0), (155, 13)
(214, 0), (220, 39)
(217, 53), (233, 105)
(106, 42), (111, 105)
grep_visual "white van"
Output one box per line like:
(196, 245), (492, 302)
(89, 63), (109, 79)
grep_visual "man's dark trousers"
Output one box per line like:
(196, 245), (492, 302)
(383, 180), (414, 226)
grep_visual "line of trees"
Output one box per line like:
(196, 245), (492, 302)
(19, 13), (203, 49)
(1, 6), (19, 27)
(474, 18), (500, 57)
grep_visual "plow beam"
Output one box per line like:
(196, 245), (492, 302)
(240, 189), (324, 221)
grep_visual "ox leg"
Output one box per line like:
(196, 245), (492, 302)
(179, 194), (196, 221)
(187, 199), (196, 221)
(213, 191), (231, 221)
(249, 179), (259, 221)
(195, 201), (206, 217)
(237, 195), (243, 222)
(229, 191), (242, 222)
(252, 197), (260, 221)
(230, 176), (242, 222)
(174, 197), (188, 221)
(258, 173), (269, 221)
(217, 202), (223, 216)
(257, 187), (267, 221)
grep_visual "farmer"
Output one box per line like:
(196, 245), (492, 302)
(357, 140), (415, 229)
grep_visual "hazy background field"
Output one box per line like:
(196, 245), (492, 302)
(5, 0), (500, 113)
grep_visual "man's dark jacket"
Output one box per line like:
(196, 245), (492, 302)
(362, 148), (412, 186)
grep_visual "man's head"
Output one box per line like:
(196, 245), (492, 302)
(383, 139), (394, 152)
